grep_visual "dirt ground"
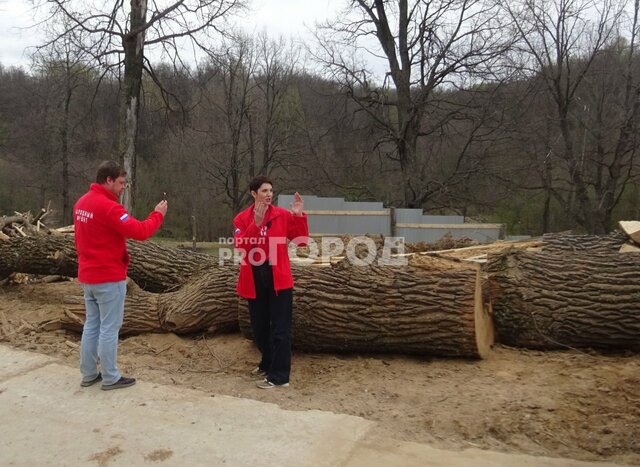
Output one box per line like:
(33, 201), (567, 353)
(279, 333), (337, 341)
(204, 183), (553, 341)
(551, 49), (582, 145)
(1, 279), (639, 465)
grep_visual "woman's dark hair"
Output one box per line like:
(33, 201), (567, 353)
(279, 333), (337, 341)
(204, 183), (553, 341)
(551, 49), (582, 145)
(249, 175), (273, 192)
(96, 160), (127, 184)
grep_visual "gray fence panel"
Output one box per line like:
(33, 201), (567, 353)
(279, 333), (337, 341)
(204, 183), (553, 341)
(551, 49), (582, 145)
(344, 201), (386, 210)
(337, 215), (391, 236)
(395, 209), (463, 224)
(278, 194), (503, 242)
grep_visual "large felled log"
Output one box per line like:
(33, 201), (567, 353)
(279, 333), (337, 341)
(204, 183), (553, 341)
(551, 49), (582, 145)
(239, 256), (494, 358)
(0, 235), (214, 291)
(488, 249), (640, 350)
(5, 234), (494, 357)
(60, 256), (494, 357)
(541, 231), (627, 254)
(62, 271), (239, 335)
(63, 281), (163, 335)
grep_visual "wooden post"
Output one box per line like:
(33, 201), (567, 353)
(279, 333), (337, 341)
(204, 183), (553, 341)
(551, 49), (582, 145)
(389, 207), (396, 237)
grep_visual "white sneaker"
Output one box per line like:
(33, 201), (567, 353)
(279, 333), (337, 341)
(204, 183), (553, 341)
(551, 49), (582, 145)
(256, 379), (289, 389)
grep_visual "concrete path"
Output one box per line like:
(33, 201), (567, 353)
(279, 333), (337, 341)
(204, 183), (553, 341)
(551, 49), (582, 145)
(0, 345), (624, 466)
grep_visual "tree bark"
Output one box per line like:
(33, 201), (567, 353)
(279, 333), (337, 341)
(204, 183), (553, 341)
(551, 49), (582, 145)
(541, 231), (627, 254)
(239, 257), (494, 358)
(488, 249), (640, 350)
(59, 256), (493, 357)
(0, 235), (214, 291)
(62, 271), (239, 336)
(2, 235), (496, 357)
(119, 0), (148, 214)
(60, 81), (72, 225)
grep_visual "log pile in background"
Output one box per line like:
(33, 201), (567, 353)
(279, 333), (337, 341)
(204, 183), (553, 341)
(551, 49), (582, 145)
(0, 231), (215, 291)
(0, 208), (57, 240)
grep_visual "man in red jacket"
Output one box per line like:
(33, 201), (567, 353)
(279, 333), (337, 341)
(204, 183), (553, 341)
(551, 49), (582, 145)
(234, 175), (308, 389)
(74, 161), (167, 390)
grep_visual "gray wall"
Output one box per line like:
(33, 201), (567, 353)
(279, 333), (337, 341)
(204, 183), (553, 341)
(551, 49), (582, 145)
(278, 194), (504, 243)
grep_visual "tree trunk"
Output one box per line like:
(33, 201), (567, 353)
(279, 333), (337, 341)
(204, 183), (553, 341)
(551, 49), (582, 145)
(0, 235), (214, 291)
(62, 271), (239, 336)
(488, 249), (640, 350)
(2, 234), (494, 357)
(239, 257), (494, 358)
(541, 231), (627, 255)
(119, 0), (148, 214)
(60, 256), (493, 357)
(60, 83), (72, 225)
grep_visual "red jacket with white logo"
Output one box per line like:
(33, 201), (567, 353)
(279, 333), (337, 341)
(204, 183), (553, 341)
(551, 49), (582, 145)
(74, 183), (164, 284)
(233, 204), (309, 299)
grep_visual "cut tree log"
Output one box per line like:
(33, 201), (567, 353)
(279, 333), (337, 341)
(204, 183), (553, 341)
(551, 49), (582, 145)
(59, 256), (494, 358)
(0, 235), (214, 291)
(239, 256), (494, 358)
(3, 233), (496, 357)
(488, 249), (640, 350)
(620, 242), (640, 253)
(618, 221), (640, 245)
(62, 272), (239, 336)
(541, 231), (627, 254)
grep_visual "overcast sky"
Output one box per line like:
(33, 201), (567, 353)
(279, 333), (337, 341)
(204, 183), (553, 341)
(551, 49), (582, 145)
(0, 0), (341, 69)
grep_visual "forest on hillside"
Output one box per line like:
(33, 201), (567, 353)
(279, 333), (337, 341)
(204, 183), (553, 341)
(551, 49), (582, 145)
(1, 0), (639, 240)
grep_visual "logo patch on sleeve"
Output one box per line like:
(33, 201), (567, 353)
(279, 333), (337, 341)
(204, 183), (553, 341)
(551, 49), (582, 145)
(234, 228), (241, 236)
(120, 214), (129, 222)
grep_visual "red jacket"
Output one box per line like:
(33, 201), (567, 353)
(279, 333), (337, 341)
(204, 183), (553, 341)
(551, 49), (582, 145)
(233, 204), (309, 299)
(74, 183), (164, 284)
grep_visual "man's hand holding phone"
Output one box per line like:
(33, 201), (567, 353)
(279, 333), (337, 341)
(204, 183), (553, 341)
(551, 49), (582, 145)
(154, 192), (168, 216)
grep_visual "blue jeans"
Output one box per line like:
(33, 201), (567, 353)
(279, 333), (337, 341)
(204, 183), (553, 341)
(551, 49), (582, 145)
(79, 281), (126, 385)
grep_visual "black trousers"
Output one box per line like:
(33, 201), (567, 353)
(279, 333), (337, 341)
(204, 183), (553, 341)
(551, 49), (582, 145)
(248, 263), (293, 385)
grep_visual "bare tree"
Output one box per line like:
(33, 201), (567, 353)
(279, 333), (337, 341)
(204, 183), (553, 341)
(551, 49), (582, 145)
(192, 33), (307, 214)
(34, 0), (244, 213)
(252, 33), (302, 174)
(501, 0), (629, 233)
(32, 18), (93, 224)
(196, 35), (258, 213)
(313, 0), (511, 208)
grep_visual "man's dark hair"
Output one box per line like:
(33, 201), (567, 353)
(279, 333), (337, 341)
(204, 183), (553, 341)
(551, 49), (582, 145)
(249, 175), (273, 192)
(96, 160), (127, 184)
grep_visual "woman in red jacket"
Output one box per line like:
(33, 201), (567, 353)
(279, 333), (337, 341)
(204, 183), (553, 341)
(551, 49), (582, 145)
(233, 175), (308, 389)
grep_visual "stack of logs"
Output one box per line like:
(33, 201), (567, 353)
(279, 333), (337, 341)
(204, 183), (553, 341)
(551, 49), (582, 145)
(1, 211), (639, 357)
